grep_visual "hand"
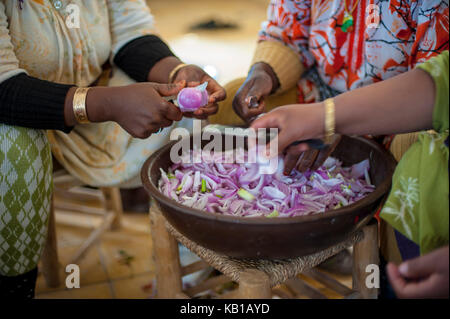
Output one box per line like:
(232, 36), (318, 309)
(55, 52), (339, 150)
(173, 64), (226, 119)
(233, 62), (279, 123)
(86, 82), (184, 139)
(251, 103), (324, 175)
(387, 246), (449, 299)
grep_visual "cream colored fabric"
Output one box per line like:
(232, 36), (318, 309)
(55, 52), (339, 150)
(1, 0), (193, 187)
(251, 40), (304, 95)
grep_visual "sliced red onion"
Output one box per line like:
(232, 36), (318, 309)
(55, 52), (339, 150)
(158, 150), (375, 218)
(262, 186), (286, 199)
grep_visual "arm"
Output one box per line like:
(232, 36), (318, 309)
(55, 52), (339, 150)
(334, 68), (435, 136)
(108, 0), (225, 118)
(232, 0), (310, 122)
(0, 2), (74, 132)
(255, 0), (313, 93)
(251, 54), (446, 155)
(0, 2), (184, 137)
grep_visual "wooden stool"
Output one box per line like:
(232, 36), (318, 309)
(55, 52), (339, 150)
(40, 169), (123, 288)
(149, 200), (379, 299)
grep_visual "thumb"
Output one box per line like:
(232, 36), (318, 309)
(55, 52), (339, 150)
(250, 112), (279, 130)
(399, 254), (435, 279)
(245, 84), (265, 107)
(153, 81), (185, 96)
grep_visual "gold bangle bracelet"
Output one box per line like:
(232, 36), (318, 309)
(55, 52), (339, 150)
(168, 63), (188, 83)
(323, 98), (335, 144)
(73, 87), (91, 124)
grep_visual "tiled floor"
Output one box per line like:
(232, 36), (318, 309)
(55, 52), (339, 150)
(35, 0), (355, 299)
(35, 212), (353, 299)
(36, 212), (155, 299)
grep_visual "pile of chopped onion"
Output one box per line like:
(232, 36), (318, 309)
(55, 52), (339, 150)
(158, 149), (375, 218)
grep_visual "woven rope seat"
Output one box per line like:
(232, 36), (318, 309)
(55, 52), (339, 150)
(165, 221), (363, 287)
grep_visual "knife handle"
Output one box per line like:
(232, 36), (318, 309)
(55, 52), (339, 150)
(291, 139), (326, 150)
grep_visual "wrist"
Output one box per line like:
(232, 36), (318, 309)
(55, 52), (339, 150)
(169, 63), (190, 83)
(251, 62), (280, 93)
(85, 87), (115, 123)
(64, 87), (77, 127)
(148, 56), (183, 83)
(309, 103), (327, 140)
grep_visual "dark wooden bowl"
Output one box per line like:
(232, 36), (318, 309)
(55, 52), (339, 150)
(141, 134), (396, 259)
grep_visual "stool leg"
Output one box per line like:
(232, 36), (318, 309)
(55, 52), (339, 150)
(352, 218), (379, 299)
(41, 199), (60, 288)
(237, 269), (272, 299)
(149, 202), (183, 298)
(101, 187), (123, 230)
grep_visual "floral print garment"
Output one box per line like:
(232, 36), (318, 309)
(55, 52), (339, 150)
(259, 0), (449, 102)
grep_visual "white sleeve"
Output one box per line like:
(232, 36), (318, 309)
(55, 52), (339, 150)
(0, 2), (27, 84)
(107, 0), (157, 59)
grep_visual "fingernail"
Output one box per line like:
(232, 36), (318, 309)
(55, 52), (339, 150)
(399, 263), (408, 275)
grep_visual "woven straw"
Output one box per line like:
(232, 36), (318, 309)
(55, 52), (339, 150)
(165, 221), (363, 287)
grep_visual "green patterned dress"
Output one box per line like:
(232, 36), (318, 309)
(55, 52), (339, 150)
(381, 51), (449, 255)
(0, 126), (52, 276)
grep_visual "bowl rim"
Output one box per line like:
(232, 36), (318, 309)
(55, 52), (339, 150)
(141, 135), (396, 225)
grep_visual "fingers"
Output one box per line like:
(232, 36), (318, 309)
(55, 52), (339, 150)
(387, 263), (441, 298)
(246, 100), (266, 123)
(233, 79), (267, 122)
(246, 82), (264, 104)
(398, 252), (436, 280)
(159, 118), (174, 129)
(387, 263), (408, 297)
(250, 112), (293, 157)
(162, 100), (183, 121)
(193, 103), (219, 118)
(233, 96), (265, 122)
(250, 112), (280, 130)
(207, 79), (227, 103)
(187, 81), (200, 87)
(153, 82), (185, 96)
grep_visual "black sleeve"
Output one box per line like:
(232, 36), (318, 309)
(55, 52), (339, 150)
(113, 35), (176, 83)
(0, 73), (74, 133)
